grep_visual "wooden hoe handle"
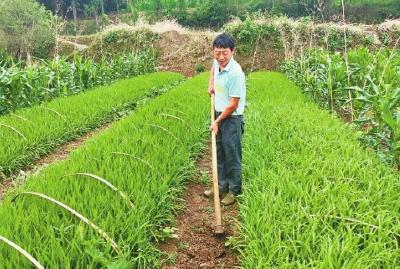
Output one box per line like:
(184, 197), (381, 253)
(210, 94), (224, 234)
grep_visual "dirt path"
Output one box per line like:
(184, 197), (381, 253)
(0, 123), (111, 200)
(159, 145), (239, 269)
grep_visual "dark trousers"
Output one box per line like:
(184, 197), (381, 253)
(216, 112), (244, 196)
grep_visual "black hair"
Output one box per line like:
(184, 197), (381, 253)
(213, 33), (235, 50)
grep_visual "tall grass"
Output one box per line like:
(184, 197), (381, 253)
(0, 73), (210, 267)
(0, 50), (156, 115)
(235, 72), (400, 268)
(0, 72), (183, 180)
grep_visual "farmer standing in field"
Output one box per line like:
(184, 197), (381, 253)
(204, 33), (246, 206)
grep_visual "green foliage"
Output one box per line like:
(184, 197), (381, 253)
(0, 51), (156, 115)
(0, 0), (56, 60)
(0, 72), (183, 179)
(166, 0), (399, 25)
(0, 50), (16, 68)
(37, 0), (399, 26)
(0, 73), (209, 268)
(280, 48), (400, 166)
(171, 0), (237, 29)
(331, 0), (400, 23)
(225, 16), (376, 57)
(195, 63), (205, 74)
(104, 31), (119, 44)
(63, 19), (102, 36)
(0, 30), (6, 50)
(237, 72), (400, 267)
(225, 16), (281, 54)
(87, 29), (159, 58)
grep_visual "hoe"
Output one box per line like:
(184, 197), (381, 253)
(210, 94), (224, 235)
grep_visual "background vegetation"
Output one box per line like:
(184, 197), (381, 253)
(37, 0), (400, 25)
(280, 48), (400, 166)
(0, 50), (156, 115)
(0, 0), (56, 61)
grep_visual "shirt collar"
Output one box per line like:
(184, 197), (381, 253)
(217, 58), (235, 73)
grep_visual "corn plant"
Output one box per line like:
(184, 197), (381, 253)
(280, 48), (400, 166)
(0, 72), (183, 180)
(0, 49), (16, 68)
(0, 50), (156, 115)
(0, 73), (209, 268)
(234, 72), (400, 268)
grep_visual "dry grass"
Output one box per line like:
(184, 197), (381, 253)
(58, 20), (216, 76)
(56, 38), (88, 51)
(102, 18), (217, 36)
(56, 17), (399, 74)
(0, 29), (6, 49)
(378, 19), (400, 31)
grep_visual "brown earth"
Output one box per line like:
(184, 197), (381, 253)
(159, 145), (239, 269)
(156, 29), (281, 76)
(60, 23), (280, 77)
(156, 30), (216, 77)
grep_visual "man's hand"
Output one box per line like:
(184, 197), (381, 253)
(209, 120), (219, 135)
(208, 86), (215, 96)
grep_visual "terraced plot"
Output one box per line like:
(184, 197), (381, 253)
(0, 73), (209, 268)
(1, 71), (399, 269)
(0, 72), (183, 180)
(237, 72), (400, 268)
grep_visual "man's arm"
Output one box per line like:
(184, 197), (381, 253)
(210, 97), (239, 134)
(216, 97), (239, 123)
(208, 64), (214, 95)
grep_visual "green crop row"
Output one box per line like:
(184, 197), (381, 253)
(0, 73), (209, 268)
(0, 72), (183, 180)
(235, 72), (400, 268)
(0, 51), (156, 115)
(280, 48), (400, 166)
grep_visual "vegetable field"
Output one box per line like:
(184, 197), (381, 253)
(1, 70), (399, 268)
(280, 48), (400, 166)
(0, 72), (182, 180)
(0, 73), (209, 267)
(237, 72), (400, 268)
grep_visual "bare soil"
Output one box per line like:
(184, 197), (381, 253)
(156, 30), (281, 77)
(159, 145), (239, 269)
(156, 30), (216, 77)
(61, 26), (281, 77)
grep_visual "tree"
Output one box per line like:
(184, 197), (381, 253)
(0, 0), (56, 61)
(82, 0), (109, 28)
(187, 0), (235, 28)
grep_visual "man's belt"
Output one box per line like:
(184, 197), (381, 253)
(215, 111), (243, 119)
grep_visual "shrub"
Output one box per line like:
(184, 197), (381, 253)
(0, 0), (56, 60)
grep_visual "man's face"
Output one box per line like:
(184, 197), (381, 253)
(214, 47), (234, 68)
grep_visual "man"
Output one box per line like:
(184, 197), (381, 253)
(204, 33), (246, 206)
